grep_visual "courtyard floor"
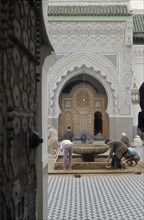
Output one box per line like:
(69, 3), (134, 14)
(48, 174), (144, 220)
(48, 144), (144, 220)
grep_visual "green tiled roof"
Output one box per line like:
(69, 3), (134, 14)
(48, 5), (131, 16)
(133, 14), (144, 33)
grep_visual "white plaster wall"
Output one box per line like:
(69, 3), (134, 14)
(41, 52), (56, 220)
(132, 45), (144, 88)
(42, 52), (57, 167)
(130, 0), (144, 9)
(133, 63), (144, 88)
(42, 65), (49, 168)
(132, 105), (141, 126)
(134, 63), (144, 87)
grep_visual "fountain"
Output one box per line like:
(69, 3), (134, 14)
(72, 143), (109, 162)
(48, 130), (136, 172)
(54, 142), (111, 170)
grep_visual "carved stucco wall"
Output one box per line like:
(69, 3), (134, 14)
(45, 3), (133, 137)
(47, 21), (126, 55)
(48, 0), (129, 5)
(48, 53), (119, 120)
(46, 17), (133, 116)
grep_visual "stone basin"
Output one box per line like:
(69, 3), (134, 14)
(73, 143), (109, 162)
(73, 143), (109, 155)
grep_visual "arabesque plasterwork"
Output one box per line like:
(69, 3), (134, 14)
(48, 0), (129, 5)
(46, 2), (134, 119)
(118, 46), (132, 115)
(47, 21), (125, 54)
(48, 53), (119, 118)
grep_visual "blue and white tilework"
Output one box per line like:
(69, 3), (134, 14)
(48, 175), (144, 220)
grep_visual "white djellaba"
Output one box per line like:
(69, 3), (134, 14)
(47, 124), (58, 156)
(131, 135), (143, 147)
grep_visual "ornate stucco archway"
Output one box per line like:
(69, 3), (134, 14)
(48, 53), (118, 122)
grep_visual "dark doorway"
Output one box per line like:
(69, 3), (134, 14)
(94, 111), (103, 135)
(139, 82), (144, 110)
(138, 83), (144, 139)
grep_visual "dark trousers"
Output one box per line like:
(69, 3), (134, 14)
(111, 149), (128, 168)
(111, 155), (122, 168)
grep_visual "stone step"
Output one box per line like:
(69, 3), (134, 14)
(55, 161), (126, 170)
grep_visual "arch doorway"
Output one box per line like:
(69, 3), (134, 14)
(58, 74), (109, 139)
(94, 111), (103, 135)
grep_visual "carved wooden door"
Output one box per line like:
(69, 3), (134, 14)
(59, 83), (109, 139)
(0, 1), (42, 219)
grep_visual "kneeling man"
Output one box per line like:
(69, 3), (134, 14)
(124, 147), (140, 166)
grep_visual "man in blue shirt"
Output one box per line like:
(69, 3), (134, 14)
(124, 148), (140, 166)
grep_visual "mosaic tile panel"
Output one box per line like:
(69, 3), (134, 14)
(109, 117), (133, 142)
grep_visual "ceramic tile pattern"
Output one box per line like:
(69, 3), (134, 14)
(48, 175), (144, 220)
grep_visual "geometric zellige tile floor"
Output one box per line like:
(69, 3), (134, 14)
(48, 175), (144, 220)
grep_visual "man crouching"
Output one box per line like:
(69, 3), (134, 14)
(124, 147), (140, 166)
(60, 140), (73, 171)
(105, 139), (128, 169)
